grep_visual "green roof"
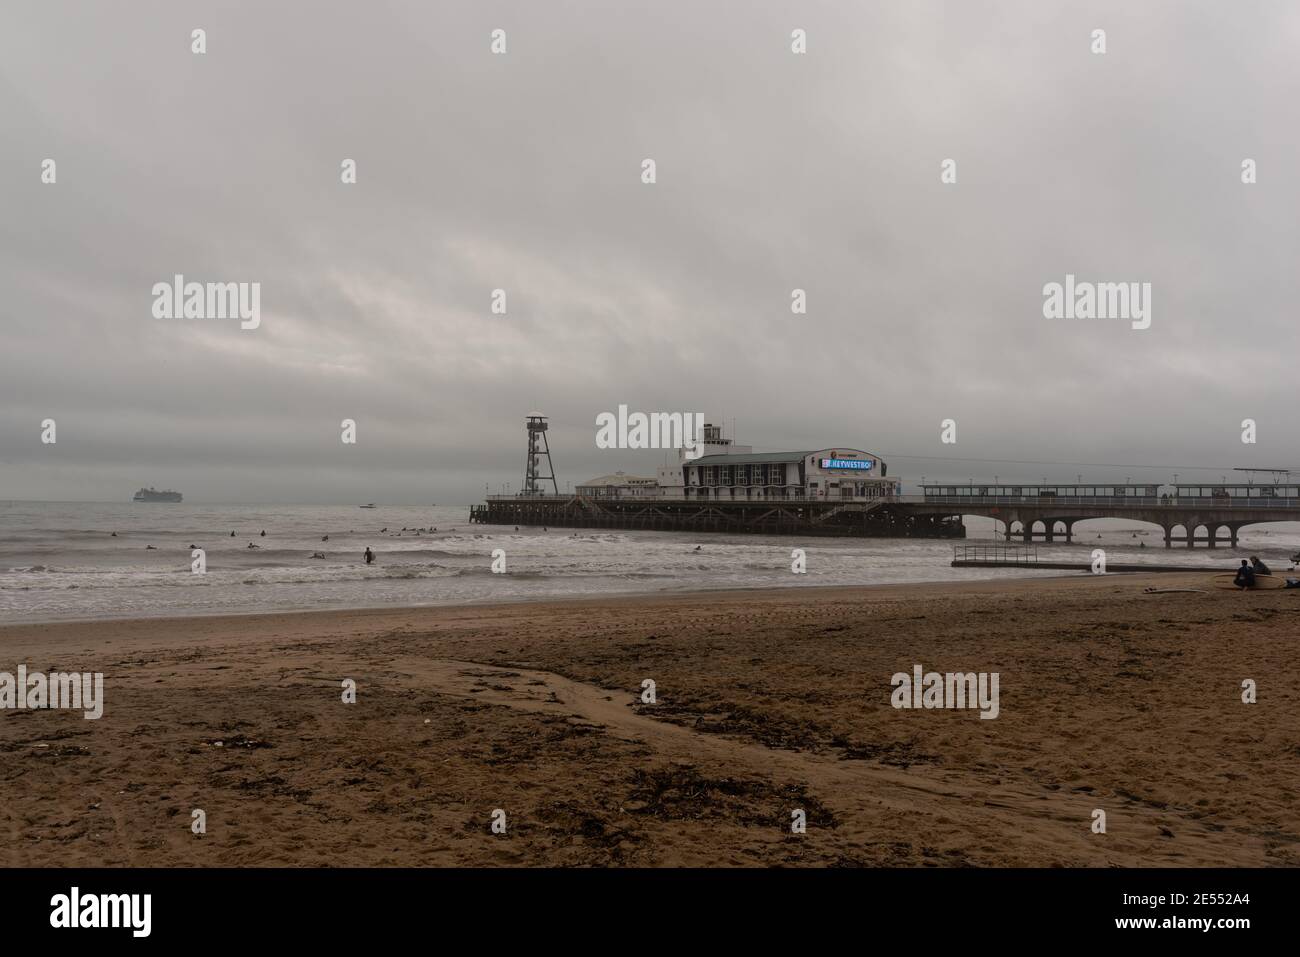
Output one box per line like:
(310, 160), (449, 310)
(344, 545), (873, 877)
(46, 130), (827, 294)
(687, 451), (812, 466)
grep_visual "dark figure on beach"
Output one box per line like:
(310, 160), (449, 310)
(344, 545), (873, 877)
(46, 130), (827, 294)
(363, 547), (374, 565)
(1251, 556), (1271, 576)
(1234, 560), (1256, 589)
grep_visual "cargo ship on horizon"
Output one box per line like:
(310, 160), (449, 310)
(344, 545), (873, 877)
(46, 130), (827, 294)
(133, 487), (182, 503)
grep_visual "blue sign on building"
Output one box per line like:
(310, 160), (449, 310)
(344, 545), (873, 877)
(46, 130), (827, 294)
(821, 458), (873, 471)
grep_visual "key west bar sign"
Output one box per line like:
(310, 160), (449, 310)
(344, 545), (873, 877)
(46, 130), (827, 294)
(821, 457), (873, 471)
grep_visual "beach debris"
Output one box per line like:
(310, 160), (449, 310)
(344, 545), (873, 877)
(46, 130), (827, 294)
(1142, 588), (1207, 594)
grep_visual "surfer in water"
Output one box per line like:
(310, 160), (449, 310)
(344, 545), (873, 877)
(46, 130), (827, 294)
(363, 547), (375, 565)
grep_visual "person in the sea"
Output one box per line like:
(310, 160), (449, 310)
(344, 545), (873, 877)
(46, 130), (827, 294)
(260, 530), (266, 537)
(363, 547), (374, 565)
(1250, 555), (1271, 576)
(1234, 560), (1256, 589)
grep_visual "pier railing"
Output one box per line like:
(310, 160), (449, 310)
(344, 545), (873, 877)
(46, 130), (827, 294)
(480, 493), (1300, 510)
(911, 495), (1300, 508)
(954, 544), (1039, 565)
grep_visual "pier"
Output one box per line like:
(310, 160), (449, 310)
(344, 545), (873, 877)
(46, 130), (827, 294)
(916, 483), (1300, 548)
(950, 544), (1236, 573)
(477, 417), (1300, 544)
(469, 494), (964, 538)
(470, 482), (1300, 544)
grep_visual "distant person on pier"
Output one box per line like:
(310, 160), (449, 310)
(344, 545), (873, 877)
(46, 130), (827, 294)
(1234, 560), (1256, 589)
(1250, 555), (1271, 576)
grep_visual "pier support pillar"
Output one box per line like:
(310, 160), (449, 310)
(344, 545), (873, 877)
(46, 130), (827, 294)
(1163, 525), (1172, 549)
(1207, 527), (1217, 549)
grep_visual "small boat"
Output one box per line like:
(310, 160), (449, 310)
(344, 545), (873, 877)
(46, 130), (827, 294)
(134, 487), (182, 503)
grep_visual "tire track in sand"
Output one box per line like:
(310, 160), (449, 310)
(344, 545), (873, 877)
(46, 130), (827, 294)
(410, 658), (1263, 866)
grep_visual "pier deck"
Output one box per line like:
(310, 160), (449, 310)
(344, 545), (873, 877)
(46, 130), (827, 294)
(469, 494), (964, 538)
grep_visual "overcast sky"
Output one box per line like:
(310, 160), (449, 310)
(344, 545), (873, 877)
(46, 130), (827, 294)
(2, 1), (1298, 503)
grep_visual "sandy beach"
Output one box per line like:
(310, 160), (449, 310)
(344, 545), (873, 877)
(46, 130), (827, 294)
(1, 573), (1296, 867)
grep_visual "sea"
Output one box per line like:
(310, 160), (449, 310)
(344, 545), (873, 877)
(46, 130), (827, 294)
(3, 501), (1298, 624)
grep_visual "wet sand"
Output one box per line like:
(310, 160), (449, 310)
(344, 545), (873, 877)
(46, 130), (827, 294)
(1, 573), (1297, 866)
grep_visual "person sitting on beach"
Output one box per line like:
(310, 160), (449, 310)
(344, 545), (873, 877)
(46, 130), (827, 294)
(1250, 555), (1271, 576)
(363, 547), (375, 565)
(1234, 560), (1256, 589)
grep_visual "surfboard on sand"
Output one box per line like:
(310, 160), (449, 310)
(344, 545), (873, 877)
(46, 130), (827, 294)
(1213, 573), (1286, 591)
